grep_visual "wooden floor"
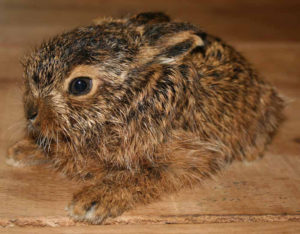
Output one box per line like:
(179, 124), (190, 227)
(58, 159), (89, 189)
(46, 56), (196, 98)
(0, 0), (300, 233)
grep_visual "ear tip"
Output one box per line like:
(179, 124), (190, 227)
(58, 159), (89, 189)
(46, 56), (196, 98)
(130, 12), (171, 25)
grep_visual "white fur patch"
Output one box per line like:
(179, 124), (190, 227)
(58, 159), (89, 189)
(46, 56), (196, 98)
(67, 202), (100, 223)
(6, 157), (25, 168)
(85, 204), (97, 219)
(159, 57), (176, 64)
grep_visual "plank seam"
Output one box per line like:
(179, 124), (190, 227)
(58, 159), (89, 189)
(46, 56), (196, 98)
(0, 214), (299, 228)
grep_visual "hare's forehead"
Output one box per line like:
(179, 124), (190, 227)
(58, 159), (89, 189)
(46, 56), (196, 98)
(25, 52), (67, 87)
(27, 33), (134, 81)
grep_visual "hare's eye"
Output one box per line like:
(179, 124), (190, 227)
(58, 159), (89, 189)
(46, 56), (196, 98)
(69, 77), (92, 95)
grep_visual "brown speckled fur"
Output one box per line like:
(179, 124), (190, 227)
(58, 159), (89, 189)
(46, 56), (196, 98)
(7, 12), (285, 224)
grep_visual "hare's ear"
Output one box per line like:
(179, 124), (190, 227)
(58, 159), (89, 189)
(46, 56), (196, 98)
(129, 12), (170, 25)
(156, 31), (206, 64)
(137, 30), (206, 65)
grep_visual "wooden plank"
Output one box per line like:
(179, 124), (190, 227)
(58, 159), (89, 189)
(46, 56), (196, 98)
(1, 0), (300, 46)
(2, 223), (300, 234)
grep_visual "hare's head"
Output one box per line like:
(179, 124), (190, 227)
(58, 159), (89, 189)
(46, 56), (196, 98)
(22, 12), (206, 159)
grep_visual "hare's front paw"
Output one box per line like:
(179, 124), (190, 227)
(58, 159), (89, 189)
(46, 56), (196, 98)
(68, 184), (132, 224)
(7, 138), (48, 167)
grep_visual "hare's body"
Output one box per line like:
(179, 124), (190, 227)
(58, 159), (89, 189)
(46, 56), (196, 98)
(8, 13), (284, 223)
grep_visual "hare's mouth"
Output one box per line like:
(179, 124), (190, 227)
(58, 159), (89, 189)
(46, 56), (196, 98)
(27, 122), (67, 151)
(33, 130), (75, 155)
(35, 135), (54, 153)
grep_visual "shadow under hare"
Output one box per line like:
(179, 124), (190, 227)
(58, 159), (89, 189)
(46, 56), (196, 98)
(7, 12), (285, 224)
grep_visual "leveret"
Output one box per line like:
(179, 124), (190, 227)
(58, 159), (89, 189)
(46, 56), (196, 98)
(7, 12), (285, 224)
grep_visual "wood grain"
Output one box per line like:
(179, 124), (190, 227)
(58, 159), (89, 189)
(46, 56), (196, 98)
(0, 0), (299, 233)
(1, 223), (300, 234)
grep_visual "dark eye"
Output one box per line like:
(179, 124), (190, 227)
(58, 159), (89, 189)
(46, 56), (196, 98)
(69, 77), (92, 95)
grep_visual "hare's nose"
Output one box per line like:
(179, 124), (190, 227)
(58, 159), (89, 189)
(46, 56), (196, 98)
(27, 107), (38, 121)
(29, 111), (38, 121)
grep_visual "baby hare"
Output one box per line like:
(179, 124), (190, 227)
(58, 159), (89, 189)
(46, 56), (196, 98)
(7, 12), (284, 223)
